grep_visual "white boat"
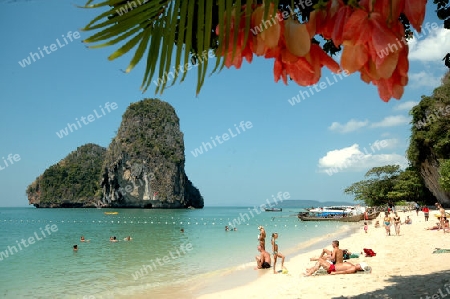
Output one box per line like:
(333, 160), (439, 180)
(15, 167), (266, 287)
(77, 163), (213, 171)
(306, 205), (365, 218)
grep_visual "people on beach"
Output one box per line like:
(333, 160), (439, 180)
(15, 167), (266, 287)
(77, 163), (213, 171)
(383, 212), (392, 236)
(255, 245), (271, 269)
(422, 206), (430, 221)
(309, 240), (342, 264)
(415, 202), (420, 216)
(404, 216), (412, 224)
(271, 233), (286, 274)
(436, 203), (447, 233)
(258, 226), (266, 250)
(393, 212), (401, 236)
(374, 220), (380, 228)
(305, 243), (344, 276)
(329, 262), (370, 275)
(363, 222), (368, 233)
(426, 220), (449, 230)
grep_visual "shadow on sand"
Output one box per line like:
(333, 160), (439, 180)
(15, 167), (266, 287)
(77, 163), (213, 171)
(332, 269), (450, 299)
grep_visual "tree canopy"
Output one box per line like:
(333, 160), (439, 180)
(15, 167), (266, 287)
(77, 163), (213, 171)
(80, 0), (449, 100)
(344, 165), (435, 206)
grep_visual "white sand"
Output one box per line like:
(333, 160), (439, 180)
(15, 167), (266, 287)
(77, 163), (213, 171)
(196, 210), (450, 299)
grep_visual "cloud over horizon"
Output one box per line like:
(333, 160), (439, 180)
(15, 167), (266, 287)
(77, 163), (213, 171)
(318, 140), (408, 174)
(370, 115), (411, 128)
(328, 119), (369, 133)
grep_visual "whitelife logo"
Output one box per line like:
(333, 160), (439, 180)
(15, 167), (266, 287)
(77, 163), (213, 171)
(18, 31), (81, 68)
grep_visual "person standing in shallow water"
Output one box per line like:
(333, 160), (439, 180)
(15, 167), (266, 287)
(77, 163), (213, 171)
(271, 233), (286, 274)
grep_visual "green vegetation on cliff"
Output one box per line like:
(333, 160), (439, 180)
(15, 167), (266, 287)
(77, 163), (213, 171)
(26, 98), (203, 209)
(407, 73), (450, 164)
(344, 165), (435, 206)
(109, 98), (184, 166)
(346, 72), (450, 207)
(26, 144), (106, 206)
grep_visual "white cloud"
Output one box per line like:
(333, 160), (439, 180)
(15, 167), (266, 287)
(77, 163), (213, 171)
(370, 115), (410, 128)
(409, 25), (450, 62)
(318, 142), (408, 175)
(409, 71), (442, 88)
(393, 101), (418, 111)
(328, 119), (369, 133)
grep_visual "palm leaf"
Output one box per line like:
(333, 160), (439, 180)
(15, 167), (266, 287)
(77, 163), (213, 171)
(81, 0), (281, 95)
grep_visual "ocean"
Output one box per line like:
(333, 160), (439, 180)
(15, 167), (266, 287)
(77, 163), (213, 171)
(0, 207), (358, 299)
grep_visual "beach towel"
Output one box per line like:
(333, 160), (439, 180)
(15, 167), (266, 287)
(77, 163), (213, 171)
(363, 248), (376, 257)
(433, 248), (450, 254)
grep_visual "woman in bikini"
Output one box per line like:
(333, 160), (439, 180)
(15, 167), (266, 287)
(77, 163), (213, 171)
(393, 212), (401, 236)
(258, 226), (266, 250)
(271, 233), (286, 274)
(383, 212), (392, 236)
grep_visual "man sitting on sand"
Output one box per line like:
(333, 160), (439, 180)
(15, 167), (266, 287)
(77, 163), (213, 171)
(255, 245), (271, 269)
(310, 240), (341, 264)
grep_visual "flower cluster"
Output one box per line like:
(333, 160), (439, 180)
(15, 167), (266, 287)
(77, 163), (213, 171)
(215, 0), (427, 102)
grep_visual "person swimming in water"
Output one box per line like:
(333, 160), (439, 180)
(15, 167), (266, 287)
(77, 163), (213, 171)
(271, 233), (286, 274)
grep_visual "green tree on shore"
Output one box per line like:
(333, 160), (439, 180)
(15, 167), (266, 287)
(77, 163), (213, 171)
(344, 165), (435, 207)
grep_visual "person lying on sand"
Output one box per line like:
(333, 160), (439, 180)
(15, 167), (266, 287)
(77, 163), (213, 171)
(255, 245), (271, 269)
(426, 220), (449, 231)
(305, 260), (370, 276)
(330, 262), (371, 275)
(306, 247), (344, 276)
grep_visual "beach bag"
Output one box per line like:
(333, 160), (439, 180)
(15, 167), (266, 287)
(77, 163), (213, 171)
(363, 248), (376, 257)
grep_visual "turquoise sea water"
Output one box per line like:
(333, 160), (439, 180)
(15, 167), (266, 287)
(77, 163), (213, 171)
(0, 207), (356, 299)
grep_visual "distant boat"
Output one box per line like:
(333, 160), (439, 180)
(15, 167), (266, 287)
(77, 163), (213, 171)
(265, 208), (282, 212)
(298, 213), (363, 222)
(104, 212), (118, 215)
(298, 205), (366, 222)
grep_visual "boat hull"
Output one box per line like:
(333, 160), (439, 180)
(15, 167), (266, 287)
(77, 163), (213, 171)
(298, 214), (363, 222)
(265, 208), (282, 212)
(367, 211), (381, 220)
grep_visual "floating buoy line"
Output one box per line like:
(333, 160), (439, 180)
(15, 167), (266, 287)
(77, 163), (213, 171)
(0, 217), (343, 229)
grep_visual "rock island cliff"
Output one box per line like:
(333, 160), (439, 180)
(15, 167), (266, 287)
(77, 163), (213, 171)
(27, 98), (204, 209)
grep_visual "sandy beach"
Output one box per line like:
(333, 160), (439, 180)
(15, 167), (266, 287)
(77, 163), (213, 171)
(196, 210), (450, 299)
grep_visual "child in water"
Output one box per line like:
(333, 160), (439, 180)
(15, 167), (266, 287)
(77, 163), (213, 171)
(271, 233), (287, 274)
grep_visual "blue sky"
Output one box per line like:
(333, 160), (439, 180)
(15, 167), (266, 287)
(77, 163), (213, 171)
(0, 0), (449, 207)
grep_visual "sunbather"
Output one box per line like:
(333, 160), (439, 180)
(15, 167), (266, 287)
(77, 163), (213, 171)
(330, 262), (371, 275)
